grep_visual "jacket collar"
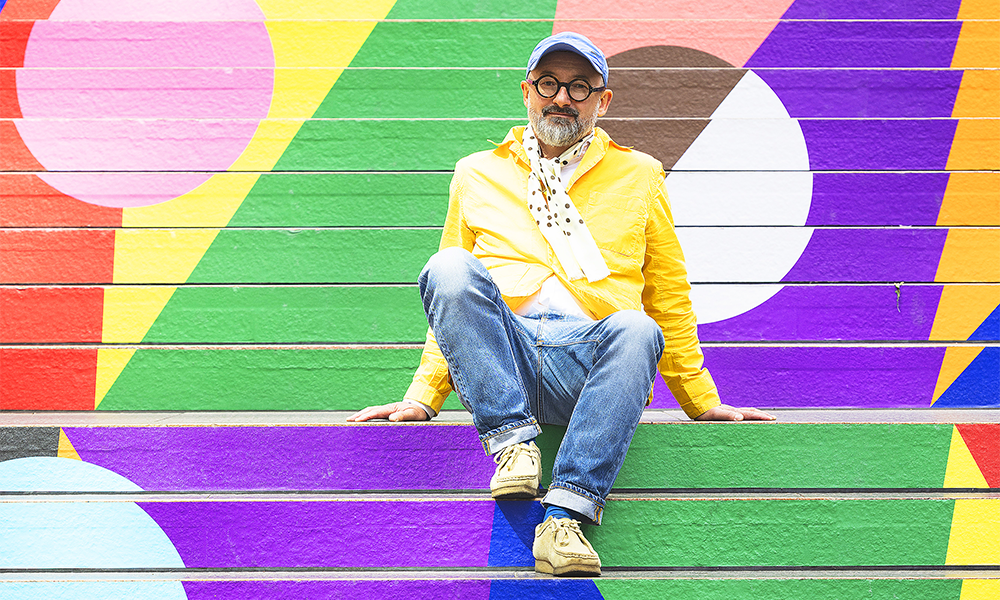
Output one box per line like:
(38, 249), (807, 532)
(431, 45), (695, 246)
(493, 126), (627, 190)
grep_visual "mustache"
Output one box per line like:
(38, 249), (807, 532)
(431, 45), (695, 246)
(542, 105), (579, 118)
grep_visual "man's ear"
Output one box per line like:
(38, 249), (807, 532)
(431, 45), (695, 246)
(597, 89), (613, 117)
(521, 79), (531, 108)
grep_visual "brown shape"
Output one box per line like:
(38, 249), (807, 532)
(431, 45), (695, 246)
(600, 46), (746, 170)
(600, 118), (712, 172)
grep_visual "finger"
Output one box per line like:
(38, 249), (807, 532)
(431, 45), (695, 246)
(347, 404), (395, 422)
(738, 407), (776, 421)
(388, 406), (425, 422)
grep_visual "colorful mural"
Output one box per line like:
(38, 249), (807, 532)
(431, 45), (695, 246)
(1, 0), (997, 412)
(0, 0), (998, 596)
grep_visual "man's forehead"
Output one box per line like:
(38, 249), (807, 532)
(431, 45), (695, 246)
(531, 51), (599, 79)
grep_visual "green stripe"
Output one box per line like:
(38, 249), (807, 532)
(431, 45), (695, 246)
(385, 0), (557, 19)
(229, 173), (450, 227)
(347, 21), (554, 68)
(272, 119), (521, 171)
(594, 579), (962, 600)
(591, 499), (954, 567)
(143, 286), (426, 344)
(314, 69), (527, 119)
(537, 423), (953, 489)
(99, 347), (442, 411)
(187, 229), (439, 284)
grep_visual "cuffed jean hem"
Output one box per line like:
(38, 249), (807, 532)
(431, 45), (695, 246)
(480, 417), (542, 455)
(543, 482), (606, 525)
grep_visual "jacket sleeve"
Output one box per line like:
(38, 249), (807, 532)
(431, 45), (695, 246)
(402, 166), (477, 414)
(641, 169), (722, 419)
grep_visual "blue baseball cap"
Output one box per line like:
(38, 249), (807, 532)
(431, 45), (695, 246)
(525, 32), (609, 86)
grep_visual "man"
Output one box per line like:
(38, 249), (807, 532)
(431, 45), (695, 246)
(348, 31), (774, 576)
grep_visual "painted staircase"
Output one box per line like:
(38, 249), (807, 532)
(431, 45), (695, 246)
(2, 409), (998, 598)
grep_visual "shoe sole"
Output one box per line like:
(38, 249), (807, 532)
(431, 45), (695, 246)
(535, 559), (601, 577)
(490, 483), (538, 499)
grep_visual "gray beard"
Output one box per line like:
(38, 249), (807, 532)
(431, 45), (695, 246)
(529, 104), (599, 150)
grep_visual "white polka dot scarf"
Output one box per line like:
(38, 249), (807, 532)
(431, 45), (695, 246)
(522, 125), (610, 283)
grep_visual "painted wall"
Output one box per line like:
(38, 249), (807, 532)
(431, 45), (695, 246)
(1, 0), (997, 411)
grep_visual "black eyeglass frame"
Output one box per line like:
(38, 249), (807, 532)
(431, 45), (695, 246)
(526, 75), (607, 102)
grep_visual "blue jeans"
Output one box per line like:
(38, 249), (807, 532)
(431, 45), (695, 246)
(418, 248), (664, 525)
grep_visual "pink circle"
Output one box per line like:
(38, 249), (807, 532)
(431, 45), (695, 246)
(15, 0), (274, 208)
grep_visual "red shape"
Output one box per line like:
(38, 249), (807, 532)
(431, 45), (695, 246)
(0, 174), (123, 227)
(0, 120), (44, 170)
(0, 0), (61, 21)
(0, 21), (33, 67)
(1, 287), (104, 342)
(0, 348), (97, 410)
(0, 229), (115, 283)
(0, 68), (20, 118)
(956, 424), (1000, 488)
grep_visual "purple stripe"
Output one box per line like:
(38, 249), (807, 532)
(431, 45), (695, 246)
(698, 285), (942, 342)
(781, 0), (962, 19)
(756, 69), (962, 118)
(800, 119), (958, 171)
(139, 500), (494, 568)
(782, 229), (948, 282)
(67, 425), (490, 491)
(747, 22), (962, 68)
(184, 580), (491, 600)
(806, 173), (949, 226)
(652, 346), (945, 409)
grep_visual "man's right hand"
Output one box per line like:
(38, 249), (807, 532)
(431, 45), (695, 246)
(346, 401), (429, 422)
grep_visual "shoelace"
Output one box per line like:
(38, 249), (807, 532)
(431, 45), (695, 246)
(494, 443), (536, 471)
(553, 519), (590, 550)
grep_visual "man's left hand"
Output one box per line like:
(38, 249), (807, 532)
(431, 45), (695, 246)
(696, 404), (776, 421)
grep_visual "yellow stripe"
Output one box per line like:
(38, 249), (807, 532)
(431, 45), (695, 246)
(961, 580), (1000, 600)
(946, 499), (1000, 565)
(102, 1), (399, 404)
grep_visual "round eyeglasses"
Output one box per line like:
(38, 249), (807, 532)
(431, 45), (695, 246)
(527, 75), (606, 102)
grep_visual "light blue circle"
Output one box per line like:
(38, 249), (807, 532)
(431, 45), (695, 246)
(0, 457), (187, 599)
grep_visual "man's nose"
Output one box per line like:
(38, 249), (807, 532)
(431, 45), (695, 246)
(552, 85), (573, 106)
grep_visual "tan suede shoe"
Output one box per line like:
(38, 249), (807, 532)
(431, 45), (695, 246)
(533, 516), (602, 576)
(489, 441), (541, 499)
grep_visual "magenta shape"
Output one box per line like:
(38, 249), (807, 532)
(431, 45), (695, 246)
(782, 228), (949, 282)
(754, 69), (963, 119)
(139, 500), (496, 568)
(183, 580), (492, 600)
(652, 346), (945, 409)
(805, 173), (950, 226)
(781, 0), (961, 19)
(697, 285), (943, 342)
(798, 119), (959, 171)
(746, 21), (962, 68)
(16, 13), (274, 207)
(66, 426), (491, 492)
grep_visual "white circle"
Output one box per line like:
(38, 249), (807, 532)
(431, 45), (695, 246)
(666, 70), (813, 324)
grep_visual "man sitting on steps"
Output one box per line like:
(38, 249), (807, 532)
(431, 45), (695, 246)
(348, 31), (775, 577)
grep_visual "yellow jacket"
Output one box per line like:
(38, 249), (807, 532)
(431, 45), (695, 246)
(403, 126), (721, 419)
